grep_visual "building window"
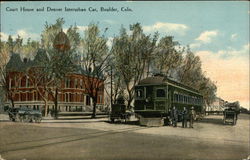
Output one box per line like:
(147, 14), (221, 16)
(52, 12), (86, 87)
(81, 94), (84, 102)
(156, 89), (165, 97)
(9, 79), (12, 89)
(75, 93), (78, 102)
(26, 76), (29, 87)
(75, 79), (78, 88)
(34, 92), (37, 101)
(65, 93), (69, 102)
(86, 95), (90, 105)
(68, 78), (71, 88)
(80, 79), (83, 89)
(98, 95), (103, 103)
(18, 79), (21, 87)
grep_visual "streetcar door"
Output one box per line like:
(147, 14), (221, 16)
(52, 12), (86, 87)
(154, 87), (166, 111)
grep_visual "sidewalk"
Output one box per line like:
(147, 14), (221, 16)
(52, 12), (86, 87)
(0, 113), (9, 121)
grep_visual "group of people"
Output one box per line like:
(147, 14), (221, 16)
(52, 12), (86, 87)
(170, 106), (195, 128)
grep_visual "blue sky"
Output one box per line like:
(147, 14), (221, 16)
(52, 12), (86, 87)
(0, 1), (249, 108)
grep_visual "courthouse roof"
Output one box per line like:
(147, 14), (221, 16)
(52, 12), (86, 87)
(6, 50), (104, 80)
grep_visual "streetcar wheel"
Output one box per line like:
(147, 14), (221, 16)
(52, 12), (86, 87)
(35, 117), (42, 123)
(23, 115), (30, 123)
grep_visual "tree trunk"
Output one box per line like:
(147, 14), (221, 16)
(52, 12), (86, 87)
(44, 99), (48, 117)
(54, 88), (58, 119)
(127, 98), (132, 110)
(92, 101), (97, 118)
(127, 88), (133, 110)
(10, 98), (15, 108)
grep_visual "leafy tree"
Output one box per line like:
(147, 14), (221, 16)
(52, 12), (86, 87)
(80, 23), (110, 118)
(0, 41), (11, 107)
(22, 38), (40, 59)
(41, 18), (65, 50)
(112, 23), (158, 109)
(46, 48), (76, 118)
(153, 36), (183, 76)
(178, 49), (203, 86)
(26, 49), (51, 116)
(29, 18), (78, 117)
(66, 25), (81, 52)
(177, 48), (217, 107)
(13, 35), (23, 53)
(6, 36), (14, 53)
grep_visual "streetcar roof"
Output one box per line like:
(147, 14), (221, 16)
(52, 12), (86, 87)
(136, 76), (202, 96)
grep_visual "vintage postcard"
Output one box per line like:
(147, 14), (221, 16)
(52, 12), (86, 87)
(0, 1), (249, 160)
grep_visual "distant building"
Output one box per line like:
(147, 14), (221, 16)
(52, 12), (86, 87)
(4, 31), (104, 115)
(207, 97), (226, 111)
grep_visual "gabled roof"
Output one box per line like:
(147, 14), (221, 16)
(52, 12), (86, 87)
(6, 53), (33, 72)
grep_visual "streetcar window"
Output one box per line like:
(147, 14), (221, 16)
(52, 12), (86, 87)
(156, 89), (165, 97)
(180, 95), (183, 102)
(136, 89), (143, 98)
(174, 94), (178, 102)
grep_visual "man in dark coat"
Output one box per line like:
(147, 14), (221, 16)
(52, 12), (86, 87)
(171, 106), (178, 127)
(182, 107), (188, 128)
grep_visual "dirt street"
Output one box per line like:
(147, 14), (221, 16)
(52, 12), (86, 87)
(0, 114), (249, 160)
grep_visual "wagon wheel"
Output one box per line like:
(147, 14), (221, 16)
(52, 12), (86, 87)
(35, 116), (42, 123)
(37, 117), (42, 123)
(125, 114), (130, 123)
(233, 116), (237, 125)
(34, 116), (38, 123)
(15, 114), (21, 122)
(30, 115), (35, 123)
(223, 117), (226, 124)
(19, 115), (24, 122)
(23, 115), (31, 123)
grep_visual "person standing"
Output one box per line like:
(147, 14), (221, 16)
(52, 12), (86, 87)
(171, 106), (178, 127)
(182, 107), (188, 128)
(189, 106), (195, 128)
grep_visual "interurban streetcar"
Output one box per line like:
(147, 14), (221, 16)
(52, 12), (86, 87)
(134, 75), (204, 125)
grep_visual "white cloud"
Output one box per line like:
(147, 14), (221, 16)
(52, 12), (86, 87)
(0, 32), (9, 41)
(230, 33), (238, 41)
(217, 43), (249, 58)
(77, 26), (87, 32)
(195, 30), (218, 43)
(195, 44), (249, 109)
(190, 30), (219, 49)
(0, 29), (39, 42)
(103, 20), (116, 24)
(63, 28), (68, 33)
(106, 37), (113, 48)
(143, 22), (189, 35)
(189, 42), (201, 49)
(64, 26), (87, 34)
(16, 29), (39, 41)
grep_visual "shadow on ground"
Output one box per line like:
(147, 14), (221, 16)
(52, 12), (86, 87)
(197, 117), (224, 126)
(105, 120), (140, 126)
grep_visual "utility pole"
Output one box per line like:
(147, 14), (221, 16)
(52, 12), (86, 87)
(110, 65), (113, 107)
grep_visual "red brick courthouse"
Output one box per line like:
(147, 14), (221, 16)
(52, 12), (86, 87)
(4, 31), (104, 115)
